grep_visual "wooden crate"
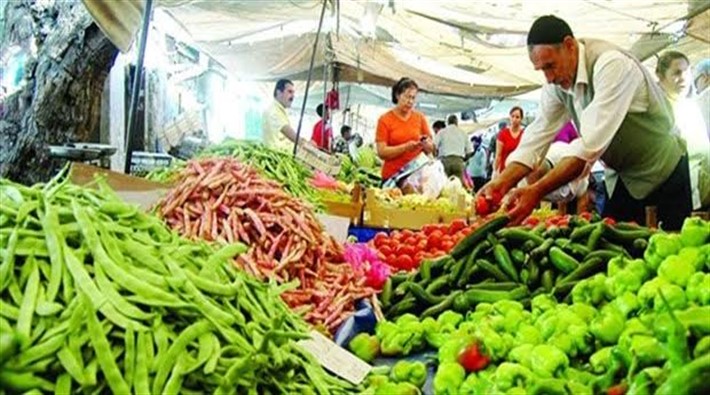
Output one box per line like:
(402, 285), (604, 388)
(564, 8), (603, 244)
(321, 185), (364, 225)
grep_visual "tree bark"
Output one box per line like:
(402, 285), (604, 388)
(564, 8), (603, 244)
(0, 0), (118, 185)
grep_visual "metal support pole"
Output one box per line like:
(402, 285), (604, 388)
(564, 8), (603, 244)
(293, 0), (329, 157)
(124, 0), (154, 174)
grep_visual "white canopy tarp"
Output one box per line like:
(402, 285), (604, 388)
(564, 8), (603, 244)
(83, 0), (710, 97)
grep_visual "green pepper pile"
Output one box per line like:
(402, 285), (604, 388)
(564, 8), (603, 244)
(380, 214), (655, 318)
(0, 172), (356, 394)
(356, 217), (710, 395)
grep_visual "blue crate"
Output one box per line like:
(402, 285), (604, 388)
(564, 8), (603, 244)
(347, 226), (391, 243)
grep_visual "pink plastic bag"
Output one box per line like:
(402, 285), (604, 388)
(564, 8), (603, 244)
(343, 243), (390, 289)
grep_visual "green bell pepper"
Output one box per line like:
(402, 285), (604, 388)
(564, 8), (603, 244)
(374, 381), (420, 395)
(644, 233), (682, 271)
(494, 363), (533, 391)
(679, 217), (710, 247)
(438, 337), (468, 364)
(571, 274), (611, 306)
(693, 336), (710, 359)
(531, 294), (557, 317)
(613, 292), (640, 318)
(607, 259), (648, 297)
(433, 362), (466, 395)
(638, 277), (669, 308)
(569, 303), (598, 324)
(437, 310), (463, 332)
(514, 324), (543, 347)
(349, 333), (380, 362)
(658, 255), (696, 287)
(508, 344), (534, 368)
(590, 305), (626, 345)
(459, 373), (492, 395)
(653, 283), (687, 312)
(678, 247), (706, 271)
(590, 346), (613, 374)
(390, 360), (427, 388)
(686, 272), (710, 306)
(529, 344), (569, 378)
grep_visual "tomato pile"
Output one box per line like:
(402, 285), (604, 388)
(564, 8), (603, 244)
(370, 219), (471, 271)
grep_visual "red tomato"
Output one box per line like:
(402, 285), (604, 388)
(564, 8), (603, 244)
(399, 245), (415, 256)
(579, 212), (593, 221)
(522, 217), (540, 227)
(475, 196), (490, 215)
(417, 240), (428, 251)
(421, 224), (437, 235)
(379, 245), (393, 257)
(458, 343), (490, 373)
(414, 251), (425, 263)
(440, 240), (455, 251)
(373, 232), (389, 247)
(386, 254), (398, 266)
(403, 236), (418, 246)
(449, 219), (467, 234)
(428, 230), (444, 248)
(401, 229), (414, 238)
(396, 255), (414, 270)
(607, 383), (627, 395)
(603, 217), (617, 225)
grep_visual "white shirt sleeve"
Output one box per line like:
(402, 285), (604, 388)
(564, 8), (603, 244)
(566, 52), (646, 163)
(506, 86), (570, 169)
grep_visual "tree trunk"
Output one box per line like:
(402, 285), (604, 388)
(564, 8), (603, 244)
(0, 0), (118, 185)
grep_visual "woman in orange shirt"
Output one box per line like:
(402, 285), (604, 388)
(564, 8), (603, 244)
(376, 78), (434, 188)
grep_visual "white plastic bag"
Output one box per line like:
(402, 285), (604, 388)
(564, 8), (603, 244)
(401, 160), (448, 199)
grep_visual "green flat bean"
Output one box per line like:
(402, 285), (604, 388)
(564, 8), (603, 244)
(0, 370), (54, 392)
(152, 320), (212, 394)
(0, 299), (19, 320)
(94, 260), (153, 321)
(124, 329), (136, 391)
(163, 357), (188, 395)
(83, 294), (130, 394)
(7, 278), (24, 308)
(134, 331), (152, 395)
(16, 333), (66, 367)
(54, 373), (71, 395)
(0, 227), (19, 292)
(58, 346), (87, 386)
(17, 261), (40, 348)
(72, 206), (183, 308)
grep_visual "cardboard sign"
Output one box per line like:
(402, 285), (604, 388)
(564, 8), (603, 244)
(69, 163), (169, 210)
(298, 330), (371, 385)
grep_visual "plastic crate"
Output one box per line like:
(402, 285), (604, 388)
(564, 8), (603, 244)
(347, 226), (391, 243)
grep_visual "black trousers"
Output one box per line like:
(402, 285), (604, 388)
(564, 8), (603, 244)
(603, 155), (692, 230)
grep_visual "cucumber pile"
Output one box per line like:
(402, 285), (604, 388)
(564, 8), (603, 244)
(380, 215), (655, 319)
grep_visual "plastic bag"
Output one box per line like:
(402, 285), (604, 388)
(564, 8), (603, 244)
(401, 160), (448, 199)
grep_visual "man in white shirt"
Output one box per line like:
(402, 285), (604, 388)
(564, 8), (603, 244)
(479, 15), (690, 229)
(261, 79), (311, 152)
(434, 114), (472, 181)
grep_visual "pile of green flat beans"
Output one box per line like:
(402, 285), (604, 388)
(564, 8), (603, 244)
(0, 170), (356, 394)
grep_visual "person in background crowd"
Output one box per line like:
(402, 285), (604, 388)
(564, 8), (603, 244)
(262, 79), (311, 151)
(311, 103), (332, 152)
(693, 58), (710, 141)
(467, 135), (488, 192)
(480, 15), (690, 229)
(486, 121), (506, 177)
(333, 125), (363, 156)
(434, 114), (472, 181)
(376, 77), (434, 188)
(495, 106), (525, 174)
(656, 51), (710, 210)
(432, 120), (446, 135)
